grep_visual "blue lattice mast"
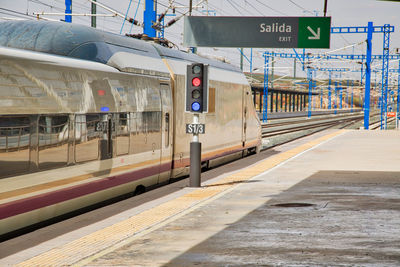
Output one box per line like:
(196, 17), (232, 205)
(398, 61), (400, 122)
(307, 68), (314, 118)
(262, 53), (270, 123)
(334, 80), (338, 114)
(380, 24), (391, 129)
(351, 80), (354, 112)
(328, 71), (332, 109)
(318, 68), (349, 111)
(267, 23), (395, 129)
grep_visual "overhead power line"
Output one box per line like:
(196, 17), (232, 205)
(244, 1), (264, 16)
(226, 0), (243, 15)
(288, 0), (308, 12)
(254, 0), (287, 15)
(0, 7), (36, 19)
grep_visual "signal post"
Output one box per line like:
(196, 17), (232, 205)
(186, 63), (208, 187)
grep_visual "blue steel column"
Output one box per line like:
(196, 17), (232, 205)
(364, 22), (373, 129)
(328, 71), (332, 109)
(381, 24), (391, 129)
(320, 87), (323, 109)
(262, 54), (270, 122)
(397, 60), (400, 121)
(340, 84), (343, 109)
(346, 80), (349, 109)
(360, 59), (364, 85)
(351, 80), (354, 112)
(65, 0), (72, 22)
(334, 80), (338, 114)
(307, 68), (313, 118)
(144, 0), (157, 37)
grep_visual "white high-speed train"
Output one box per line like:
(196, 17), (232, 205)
(0, 20), (261, 239)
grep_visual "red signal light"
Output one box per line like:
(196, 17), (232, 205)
(192, 77), (201, 87)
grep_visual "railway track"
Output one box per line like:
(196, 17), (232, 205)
(259, 112), (372, 150)
(369, 117), (397, 130)
(261, 112), (364, 139)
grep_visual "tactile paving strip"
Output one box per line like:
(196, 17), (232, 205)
(16, 130), (346, 267)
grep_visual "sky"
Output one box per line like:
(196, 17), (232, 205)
(0, 0), (399, 82)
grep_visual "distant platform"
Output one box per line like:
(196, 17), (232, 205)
(3, 129), (400, 266)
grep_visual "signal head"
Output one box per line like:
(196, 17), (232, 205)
(186, 63), (208, 113)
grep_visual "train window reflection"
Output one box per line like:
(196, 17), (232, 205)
(116, 113), (129, 156)
(75, 114), (101, 163)
(143, 111), (161, 133)
(38, 115), (69, 170)
(129, 111), (161, 154)
(129, 112), (137, 154)
(0, 116), (30, 178)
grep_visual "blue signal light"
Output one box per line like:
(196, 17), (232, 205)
(101, 106), (110, 112)
(191, 102), (201, 112)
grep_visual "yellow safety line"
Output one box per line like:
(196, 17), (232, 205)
(16, 129), (347, 267)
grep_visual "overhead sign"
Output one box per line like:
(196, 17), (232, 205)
(184, 16), (331, 48)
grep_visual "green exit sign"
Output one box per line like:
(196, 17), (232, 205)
(298, 17), (331, 48)
(184, 16), (331, 49)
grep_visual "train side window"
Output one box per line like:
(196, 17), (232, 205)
(116, 113), (129, 156)
(208, 87), (216, 113)
(129, 112), (137, 154)
(147, 111), (161, 153)
(38, 115), (69, 170)
(0, 116), (30, 178)
(75, 114), (101, 163)
(129, 111), (161, 154)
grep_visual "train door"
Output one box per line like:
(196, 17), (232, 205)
(158, 82), (173, 183)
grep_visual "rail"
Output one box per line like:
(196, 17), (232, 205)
(262, 112), (364, 138)
(260, 112), (366, 150)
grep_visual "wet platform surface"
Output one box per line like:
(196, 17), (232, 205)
(3, 130), (400, 266)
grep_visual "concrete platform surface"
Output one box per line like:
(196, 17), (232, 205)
(3, 130), (400, 266)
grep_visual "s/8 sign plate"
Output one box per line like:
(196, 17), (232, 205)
(186, 123), (205, 134)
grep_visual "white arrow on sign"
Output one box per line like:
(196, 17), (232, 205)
(307, 26), (320, 40)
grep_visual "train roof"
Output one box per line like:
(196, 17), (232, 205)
(0, 20), (161, 62)
(0, 20), (242, 74)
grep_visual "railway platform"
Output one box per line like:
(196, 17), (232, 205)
(2, 129), (400, 266)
